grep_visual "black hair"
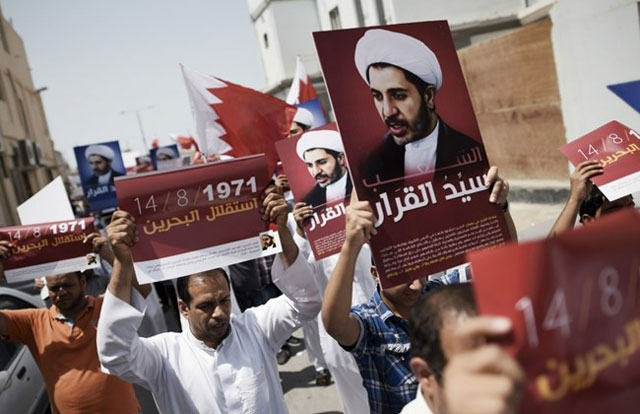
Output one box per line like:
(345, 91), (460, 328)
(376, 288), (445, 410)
(367, 62), (430, 95)
(579, 186), (606, 222)
(409, 283), (477, 384)
(176, 268), (230, 307)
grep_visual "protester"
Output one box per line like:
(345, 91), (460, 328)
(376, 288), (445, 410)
(288, 107), (314, 137)
(292, 200), (375, 412)
(0, 240), (141, 414)
(321, 167), (511, 413)
(441, 316), (524, 414)
(402, 283), (477, 413)
(548, 159), (635, 236)
(97, 191), (322, 413)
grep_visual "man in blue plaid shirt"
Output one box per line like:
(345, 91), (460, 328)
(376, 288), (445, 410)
(322, 168), (512, 414)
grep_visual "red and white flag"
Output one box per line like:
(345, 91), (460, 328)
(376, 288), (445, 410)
(286, 56), (318, 105)
(181, 65), (296, 173)
(169, 134), (199, 151)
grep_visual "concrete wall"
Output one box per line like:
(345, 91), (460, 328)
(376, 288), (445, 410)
(0, 8), (60, 225)
(550, 0), (640, 144)
(385, 0), (523, 25)
(250, 0), (321, 90)
(459, 18), (568, 180)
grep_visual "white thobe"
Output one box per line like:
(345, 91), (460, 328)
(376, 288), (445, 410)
(97, 254), (321, 414)
(399, 387), (434, 414)
(300, 234), (375, 414)
(404, 121), (439, 176)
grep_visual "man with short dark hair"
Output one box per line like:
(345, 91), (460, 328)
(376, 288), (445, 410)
(548, 159), (635, 236)
(97, 191), (322, 413)
(402, 284), (477, 414)
(354, 29), (483, 183)
(0, 240), (141, 414)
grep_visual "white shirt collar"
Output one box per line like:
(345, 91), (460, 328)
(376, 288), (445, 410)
(404, 120), (439, 176)
(406, 120), (439, 150)
(326, 171), (348, 202)
(400, 387), (434, 414)
(97, 170), (112, 185)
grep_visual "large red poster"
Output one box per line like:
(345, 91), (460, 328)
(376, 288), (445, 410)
(115, 155), (281, 284)
(313, 21), (510, 288)
(469, 209), (640, 414)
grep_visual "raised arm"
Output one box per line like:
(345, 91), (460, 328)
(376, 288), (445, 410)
(485, 166), (518, 242)
(84, 232), (115, 266)
(322, 198), (377, 347)
(548, 160), (603, 237)
(97, 210), (162, 387)
(254, 191), (322, 350)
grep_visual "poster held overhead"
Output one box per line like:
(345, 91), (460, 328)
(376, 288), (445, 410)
(559, 120), (640, 201)
(469, 209), (640, 414)
(313, 21), (511, 288)
(114, 154), (281, 284)
(276, 128), (351, 260)
(74, 140), (125, 212)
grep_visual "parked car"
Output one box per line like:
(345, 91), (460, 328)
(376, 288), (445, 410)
(0, 287), (49, 414)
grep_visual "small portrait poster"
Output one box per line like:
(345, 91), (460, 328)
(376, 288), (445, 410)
(74, 140), (125, 212)
(150, 144), (187, 171)
(276, 127), (351, 260)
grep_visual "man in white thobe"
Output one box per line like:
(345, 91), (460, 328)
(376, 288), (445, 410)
(97, 192), (321, 414)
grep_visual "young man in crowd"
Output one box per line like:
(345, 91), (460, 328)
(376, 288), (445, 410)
(321, 167), (510, 413)
(0, 240), (141, 414)
(549, 159), (635, 236)
(97, 191), (322, 413)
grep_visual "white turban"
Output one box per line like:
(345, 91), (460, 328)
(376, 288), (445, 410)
(354, 28), (442, 91)
(156, 147), (177, 159)
(293, 107), (314, 128)
(296, 130), (344, 161)
(85, 144), (115, 161)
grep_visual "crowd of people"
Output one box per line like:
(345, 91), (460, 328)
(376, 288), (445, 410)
(0, 29), (635, 414)
(0, 131), (634, 414)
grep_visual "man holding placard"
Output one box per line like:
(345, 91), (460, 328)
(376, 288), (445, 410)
(97, 191), (322, 413)
(0, 239), (141, 414)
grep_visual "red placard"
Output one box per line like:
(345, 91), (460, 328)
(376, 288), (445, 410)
(313, 21), (511, 288)
(275, 133), (350, 260)
(560, 121), (640, 201)
(469, 209), (640, 414)
(114, 155), (281, 284)
(0, 218), (99, 282)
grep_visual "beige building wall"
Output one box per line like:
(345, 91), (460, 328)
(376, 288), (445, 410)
(0, 6), (63, 226)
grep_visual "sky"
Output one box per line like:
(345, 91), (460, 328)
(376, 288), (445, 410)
(1, 0), (265, 165)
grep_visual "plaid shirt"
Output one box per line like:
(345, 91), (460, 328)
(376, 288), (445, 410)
(345, 290), (417, 414)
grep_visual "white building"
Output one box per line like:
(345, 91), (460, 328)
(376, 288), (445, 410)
(248, 0), (640, 181)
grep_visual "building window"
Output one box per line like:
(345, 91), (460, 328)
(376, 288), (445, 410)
(263, 33), (269, 48)
(329, 7), (342, 30)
